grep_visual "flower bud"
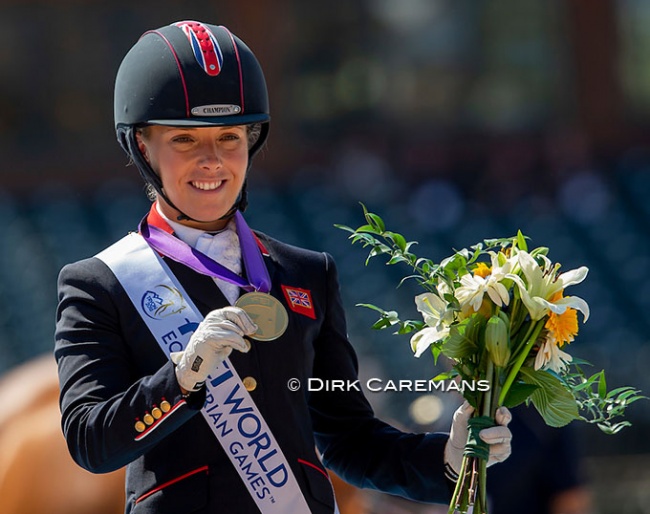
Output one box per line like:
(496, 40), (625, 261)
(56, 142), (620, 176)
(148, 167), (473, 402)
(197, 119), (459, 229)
(485, 315), (510, 367)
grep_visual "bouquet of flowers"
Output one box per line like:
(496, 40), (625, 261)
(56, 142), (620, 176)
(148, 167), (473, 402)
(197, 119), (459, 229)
(337, 205), (645, 514)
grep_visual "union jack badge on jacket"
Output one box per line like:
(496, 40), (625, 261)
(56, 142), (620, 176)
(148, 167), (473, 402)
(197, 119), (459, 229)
(281, 285), (316, 319)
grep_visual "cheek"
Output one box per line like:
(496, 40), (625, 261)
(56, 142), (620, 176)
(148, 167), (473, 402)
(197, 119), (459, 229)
(151, 150), (181, 185)
(147, 156), (165, 183)
(233, 151), (250, 177)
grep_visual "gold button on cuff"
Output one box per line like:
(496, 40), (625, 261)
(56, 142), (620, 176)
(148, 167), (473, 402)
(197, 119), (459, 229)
(160, 400), (171, 413)
(151, 407), (163, 419)
(243, 376), (257, 392)
(143, 413), (155, 426)
(135, 421), (146, 433)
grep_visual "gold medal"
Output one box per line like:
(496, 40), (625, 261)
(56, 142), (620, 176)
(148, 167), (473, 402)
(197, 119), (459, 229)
(235, 292), (288, 341)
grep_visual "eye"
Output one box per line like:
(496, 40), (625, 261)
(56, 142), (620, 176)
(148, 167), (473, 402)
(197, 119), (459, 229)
(218, 132), (245, 149)
(171, 135), (195, 144)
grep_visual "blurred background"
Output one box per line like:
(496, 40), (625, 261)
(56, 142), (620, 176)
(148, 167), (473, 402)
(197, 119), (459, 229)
(0, 0), (649, 513)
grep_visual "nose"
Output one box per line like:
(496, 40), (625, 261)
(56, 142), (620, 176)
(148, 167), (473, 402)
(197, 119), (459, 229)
(197, 140), (223, 170)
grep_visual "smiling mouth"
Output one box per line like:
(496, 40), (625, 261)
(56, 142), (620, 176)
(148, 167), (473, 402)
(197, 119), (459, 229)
(191, 180), (223, 191)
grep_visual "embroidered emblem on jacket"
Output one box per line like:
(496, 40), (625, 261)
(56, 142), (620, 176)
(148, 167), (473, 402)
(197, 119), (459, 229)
(281, 285), (316, 319)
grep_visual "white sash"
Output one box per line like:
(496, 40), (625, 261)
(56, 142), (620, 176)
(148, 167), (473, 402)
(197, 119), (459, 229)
(97, 233), (313, 514)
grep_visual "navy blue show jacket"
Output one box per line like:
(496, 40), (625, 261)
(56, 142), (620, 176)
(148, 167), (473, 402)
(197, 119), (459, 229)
(55, 228), (452, 513)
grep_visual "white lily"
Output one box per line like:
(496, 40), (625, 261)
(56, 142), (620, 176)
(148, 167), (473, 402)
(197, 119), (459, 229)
(507, 251), (590, 321)
(410, 324), (451, 358)
(534, 339), (573, 373)
(410, 289), (453, 357)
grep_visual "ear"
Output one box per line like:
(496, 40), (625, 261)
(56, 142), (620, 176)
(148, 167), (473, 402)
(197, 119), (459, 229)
(135, 132), (150, 163)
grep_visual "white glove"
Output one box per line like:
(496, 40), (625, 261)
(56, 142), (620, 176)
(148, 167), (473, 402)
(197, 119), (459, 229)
(444, 401), (512, 476)
(172, 307), (257, 392)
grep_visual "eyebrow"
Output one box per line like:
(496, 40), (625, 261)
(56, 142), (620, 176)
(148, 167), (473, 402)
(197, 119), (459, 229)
(165, 126), (246, 133)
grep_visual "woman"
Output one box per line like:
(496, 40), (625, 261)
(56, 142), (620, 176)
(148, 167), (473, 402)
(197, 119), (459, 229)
(55, 20), (512, 513)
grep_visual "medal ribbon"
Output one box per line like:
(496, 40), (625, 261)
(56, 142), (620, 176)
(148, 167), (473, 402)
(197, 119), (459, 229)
(139, 210), (271, 294)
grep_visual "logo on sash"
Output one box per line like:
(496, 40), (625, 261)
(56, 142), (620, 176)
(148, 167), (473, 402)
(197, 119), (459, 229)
(281, 285), (316, 320)
(141, 285), (188, 320)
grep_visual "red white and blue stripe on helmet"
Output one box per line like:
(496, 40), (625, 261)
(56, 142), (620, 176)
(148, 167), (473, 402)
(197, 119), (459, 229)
(174, 21), (223, 76)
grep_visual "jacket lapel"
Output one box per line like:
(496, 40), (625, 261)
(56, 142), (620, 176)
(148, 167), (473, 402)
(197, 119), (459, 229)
(252, 232), (281, 297)
(164, 257), (231, 316)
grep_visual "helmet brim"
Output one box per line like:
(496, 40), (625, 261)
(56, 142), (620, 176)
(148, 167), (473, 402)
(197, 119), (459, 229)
(145, 113), (269, 128)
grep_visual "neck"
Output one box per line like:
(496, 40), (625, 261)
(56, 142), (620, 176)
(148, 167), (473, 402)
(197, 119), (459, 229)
(156, 200), (232, 232)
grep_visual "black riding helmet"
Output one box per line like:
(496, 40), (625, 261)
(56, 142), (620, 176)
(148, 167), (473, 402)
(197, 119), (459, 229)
(114, 20), (270, 220)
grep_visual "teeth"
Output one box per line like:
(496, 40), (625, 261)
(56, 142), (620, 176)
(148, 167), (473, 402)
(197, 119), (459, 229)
(192, 181), (222, 191)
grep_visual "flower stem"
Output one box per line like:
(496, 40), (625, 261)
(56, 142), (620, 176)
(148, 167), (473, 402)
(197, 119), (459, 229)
(448, 455), (470, 514)
(491, 369), (502, 419)
(478, 458), (487, 513)
(483, 359), (494, 417)
(468, 459), (477, 505)
(497, 319), (545, 406)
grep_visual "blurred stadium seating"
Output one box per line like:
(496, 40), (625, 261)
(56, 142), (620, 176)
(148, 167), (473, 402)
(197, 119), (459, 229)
(2, 166), (642, 511)
(0, 165), (647, 432)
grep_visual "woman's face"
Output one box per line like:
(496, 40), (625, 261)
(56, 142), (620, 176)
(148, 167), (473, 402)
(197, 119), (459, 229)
(137, 125), (249, 231)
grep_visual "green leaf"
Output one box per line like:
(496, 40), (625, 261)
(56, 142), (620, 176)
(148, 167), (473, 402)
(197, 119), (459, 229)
(441, 316), (482, 359)
(385, 231), (407, 252)
(501, 381), (540, 408)
(397, 274), (424, 289)
(598, 371), (607, 399)
(404, 241), (419, 254)
(516, 230), (528, 252)
(371, 318), (393, 330)
(355, 303), (386, 313)
(430, 344), (442, 365)
(355, 224), (382, 235)
(396, 320), (424, 334)
(432, 370), (457, 381)
(569, 357), (593, 367)
(366, 213), (385, 233)
(440, 252), (467, 275)
(350, 233), (377, 246)
(520, 367), (580, 427)
(616, 389), (646, 403)
(387, 254), (411, 266)
(598, 421), (631, 435)
(606, 386), (636, 399)
(530, 246), (549, 258)
(333, 223), (354, 234)
(366, 245), (391, 265)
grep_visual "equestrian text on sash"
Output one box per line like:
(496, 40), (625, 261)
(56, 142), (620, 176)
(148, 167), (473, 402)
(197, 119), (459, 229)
(206, 362), (288, 501)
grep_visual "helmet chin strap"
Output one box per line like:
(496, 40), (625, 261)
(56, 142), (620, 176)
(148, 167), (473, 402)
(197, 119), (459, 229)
(121, 126), (248, 225)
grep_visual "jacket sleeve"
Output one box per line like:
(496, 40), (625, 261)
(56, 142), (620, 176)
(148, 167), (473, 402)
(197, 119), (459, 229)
(310, 253), (453, 504)
(54, 258), (205, 474)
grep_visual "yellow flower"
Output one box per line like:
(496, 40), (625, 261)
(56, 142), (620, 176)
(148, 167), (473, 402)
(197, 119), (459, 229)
(535, 292), (578, 372)
(473, 262), (491, 278)
(545, 298), (578, 347)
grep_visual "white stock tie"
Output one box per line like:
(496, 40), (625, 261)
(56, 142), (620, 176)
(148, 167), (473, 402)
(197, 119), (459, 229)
(195, 227), (242, 304)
